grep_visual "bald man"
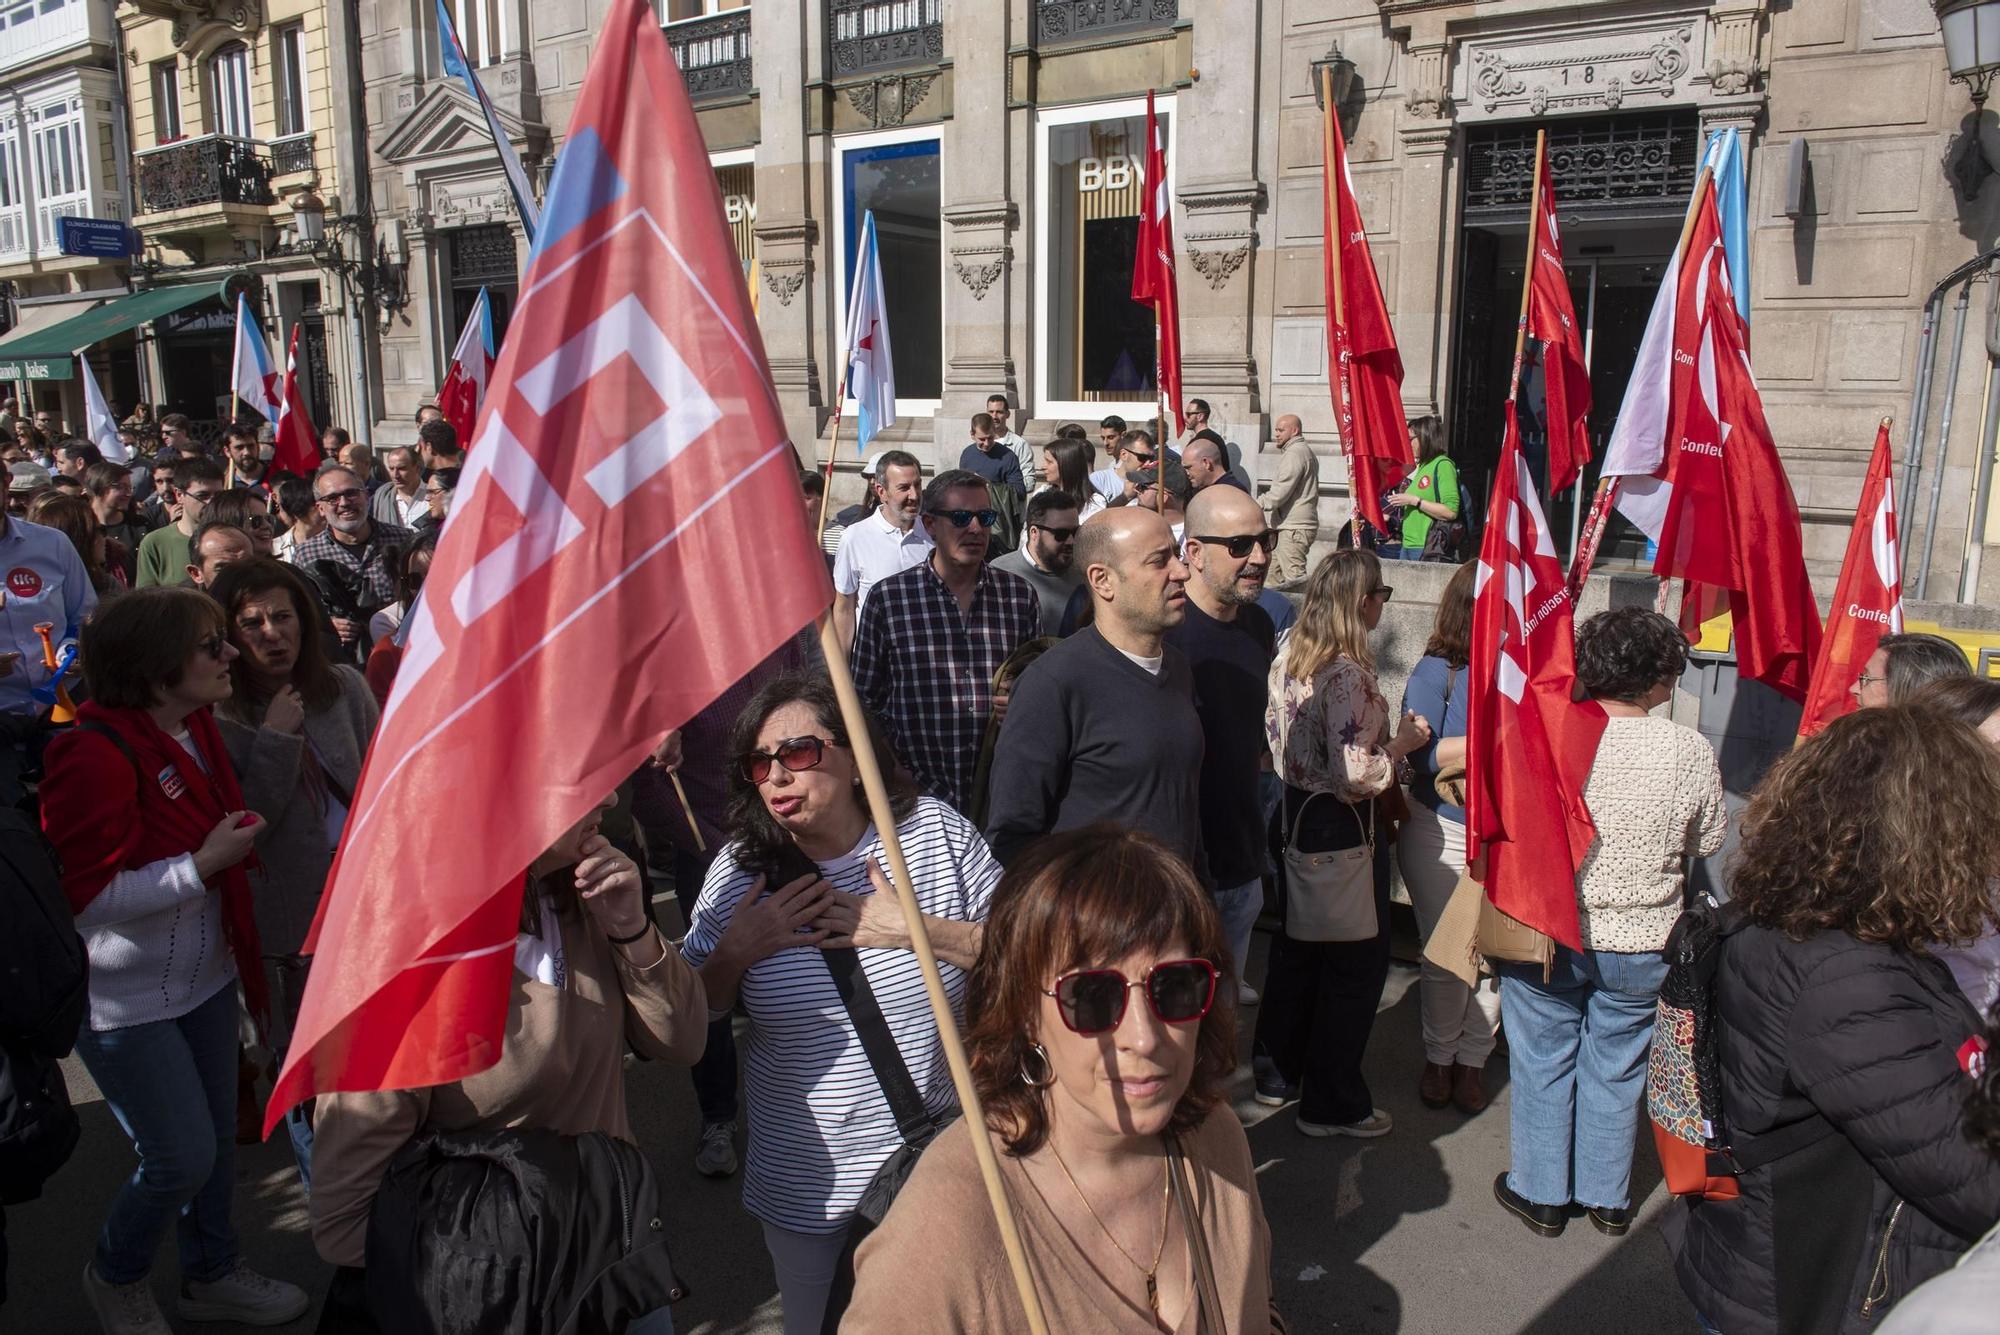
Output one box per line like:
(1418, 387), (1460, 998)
(983, 507), (1208, 878)
(1261, 413), (1320, 585)
(1182, 433), (1245, 493)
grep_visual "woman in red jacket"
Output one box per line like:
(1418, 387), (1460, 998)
(40, 587), (309, 1334)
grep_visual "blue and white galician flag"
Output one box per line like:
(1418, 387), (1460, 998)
(229, 291), (280, 422)
(1702, 127), (1750, 325)
(436, 0), (541, 244)
(78, 356), (127, 463)
(844, 209), (896, 449)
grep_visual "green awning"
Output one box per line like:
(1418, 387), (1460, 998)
(0, 280), (230, 381)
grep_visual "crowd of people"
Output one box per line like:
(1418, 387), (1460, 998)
(1, 391), (1998, 1335)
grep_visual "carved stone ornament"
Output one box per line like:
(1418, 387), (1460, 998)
(1708, 55), (1756, 96)
(952, 257), (1004, 300)
(1186, 245), (1250, 291)
(157, 0), (262, 49)
(1466, 27), (1691, 119)
(762, 265), (807, 307)
(845, 73), (939, 129)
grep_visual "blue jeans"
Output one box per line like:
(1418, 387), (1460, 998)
(72, 982), (241, 1286)
(1389, 545), (1425, 561)
(1213, 880), (1262, 991)
(1498, 945), (1668, 1211)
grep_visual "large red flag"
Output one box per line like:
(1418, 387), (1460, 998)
(271, 324), (320, 478)
(1655, 180), (1823, 702)
(1525, 142), (1593, 495)
(1130, 90), (1183, 435)
(1798, 421), (1903, 736)
(1321, 96), (1410, 533)
(267, 0), (828, 1133)
(1466, 403), (1606, 951)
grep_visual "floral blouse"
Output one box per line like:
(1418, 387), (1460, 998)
(1265, 641), (1395, 802)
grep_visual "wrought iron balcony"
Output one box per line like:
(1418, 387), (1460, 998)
(830, 0), (941, 77)
(667, 8), (753, 101)
(134, 134), (275, 215)
(1035, 0), (1179, 45)
(269, 131), (316, 176)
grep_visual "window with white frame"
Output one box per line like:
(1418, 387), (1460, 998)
(836, 129), (943, 407)
(274, 23), (309, 139)
(0, 121), (20, 210)
(151, 59), (182, 143)
(208, 41), (252, 138)
(663, 0), (740, 19)
(452, 0), (505, 67)
(29, 99), (84, 203)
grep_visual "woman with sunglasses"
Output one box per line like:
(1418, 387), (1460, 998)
(207, 558), (380, 1186)
(1254, 547), (1430, 1138)
(202, 489), (278, 559)
(844, 827), (1274, 1332)
(679, 672), (1001, 1335)
(41, 588), (311, 1331)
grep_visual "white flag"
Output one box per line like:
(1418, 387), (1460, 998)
(230, 292), (281, 421)
(845, 209), (896, 448)
(78, 356), (128, 463)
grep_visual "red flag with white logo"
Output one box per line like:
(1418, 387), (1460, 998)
(1465, 403), (1606, 950)
(1130, 90), (1183, 435)
(437, 286), (496, 452)
(266, 0), (829, 1132)
(1321, 97), (1411, 533)
(272, 325), (320, 479)
(1655, 181), (1823, 702)
(1525, 142), (1593, 495)
(1797, 421), (1902, 737)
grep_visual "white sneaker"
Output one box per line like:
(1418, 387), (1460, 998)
(1237, 981), (1260, 1007)
(176, 1261), (310, 1326)
(694, 1120), (739, 1178)
(1297, 1107), (1395, 1139)
(82, 1262), (171, 1335)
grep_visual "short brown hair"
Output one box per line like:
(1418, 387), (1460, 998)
(1421, 560), (1477, 668)
(1912, 674), (2000, 731)
(80, 586), (226, 709)
(1731, 705), (2000, 950)
(964, 827), (1236, 1157)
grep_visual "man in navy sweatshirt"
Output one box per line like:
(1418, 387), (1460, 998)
(983, 507), (1208, 882)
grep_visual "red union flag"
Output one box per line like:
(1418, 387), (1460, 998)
(1798, 421), (1903, 737)
(1525, 142), (1592, 494)
(266, 0), (829, 1132)
(272, 324), (320, 478)
(1130, 89), (1183, 434)
(1466, 403), (1606, 950)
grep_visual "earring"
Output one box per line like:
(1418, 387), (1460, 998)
(1019, 1043), (1054, 1089)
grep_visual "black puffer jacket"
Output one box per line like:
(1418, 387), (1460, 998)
(1670, 919), (2000, 1333)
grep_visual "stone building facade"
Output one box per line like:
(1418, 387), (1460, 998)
(350, 0), (2000, 602)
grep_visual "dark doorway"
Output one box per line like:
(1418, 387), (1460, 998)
(446, 224), (520, 373)
(155, 299), (235, 425)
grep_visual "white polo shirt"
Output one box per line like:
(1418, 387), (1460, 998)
(832, 507), (933, 613)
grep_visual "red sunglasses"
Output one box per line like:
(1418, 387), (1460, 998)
(1042, 958), (1219, 1036)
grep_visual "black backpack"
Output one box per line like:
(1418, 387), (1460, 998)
(0, 809), (84, 1205)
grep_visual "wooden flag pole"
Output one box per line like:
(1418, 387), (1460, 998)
(814, 402), (848, 541)
(1320, 66), (1363, 548)
(814, 612), (1052, 1335)
(1154, 316), (1169, 515)
(1506, 130), (1547, 410)
(667, 772), (706, 855)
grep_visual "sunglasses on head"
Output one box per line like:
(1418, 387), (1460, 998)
(1043, 958), (1219, 1036)
(1190, 529), (1278, 559)
(927, 508), (998, 529)
(737, 734), (836, 785)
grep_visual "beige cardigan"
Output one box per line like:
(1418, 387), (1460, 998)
(309, 911), (706, 1267)
(844, 1105), (1275, 1333)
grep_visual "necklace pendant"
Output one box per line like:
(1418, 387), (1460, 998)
(1146, 1272), (1159, 1316)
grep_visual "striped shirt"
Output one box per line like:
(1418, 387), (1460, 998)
(679, 798), (1001, 1233)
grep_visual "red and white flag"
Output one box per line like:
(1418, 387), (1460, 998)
(271, 325), (320, 479)
(438, 286), (496, 451)
(1130, 89), (1183, 435)
(1466, 403), (1606, 950)
(1797, 421), (1902, 737)
(1321, 95), (1410, 533)
(267, 0), (829, 1133)
(1525, 141), (1592, 495)
(230, 292), (281, 423)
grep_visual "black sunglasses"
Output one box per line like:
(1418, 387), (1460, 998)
(926, 508), (998, 529)
(737, 735), (836, 785)
(1125, 450), (1158, 465)
(1033, 524), (1079, 543)
(1372, 585), (1395, 601)
(1042, 958), (1219, 1036)
(1190, 529), (1279, 559)
(196, 632), (230, 660)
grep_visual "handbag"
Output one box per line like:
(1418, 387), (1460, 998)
(1281, 790), (1376, 943)
(1476, 894), (1554, 976)
(1167, 1136), (1288, 1335)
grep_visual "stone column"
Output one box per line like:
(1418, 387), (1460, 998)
(753, 0), (824, 455)
(1178, 0), (1266, 434)
(937, 0), (1014, 462)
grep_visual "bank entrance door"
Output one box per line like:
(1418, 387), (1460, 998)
(1451, 112), (1702, 565)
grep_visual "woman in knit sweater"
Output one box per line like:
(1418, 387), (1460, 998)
(1493, 606), (1726, 1241)
(41, 587), (311, 1333)
(208, 558), (381, 1186)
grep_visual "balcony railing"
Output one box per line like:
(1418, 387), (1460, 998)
(829, 0), (941, 77)
(1034, 0), (1178, 45)
(134, 134), (275, 214)
(269, 131), (316, 176)
(667, 9), (753, 101)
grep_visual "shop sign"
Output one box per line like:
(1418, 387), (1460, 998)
(0, 358), (70, 381)
(56, 217), (139, 259)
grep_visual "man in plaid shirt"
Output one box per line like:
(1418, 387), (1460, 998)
(852, 469), (1040, 813)
(293, 463), (415, 657)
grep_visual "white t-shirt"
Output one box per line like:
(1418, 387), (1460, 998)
(832, 508), (933, 613)
(679, 798), (1001, 1233)
(995, 429), (1034, 480)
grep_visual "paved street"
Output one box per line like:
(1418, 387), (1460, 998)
(9, 919), (1698, 1334)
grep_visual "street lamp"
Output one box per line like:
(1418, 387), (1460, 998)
(1311, 41), (1359, 116)
(287, 190), (409, 325)
(1939, 0), (2000, 105)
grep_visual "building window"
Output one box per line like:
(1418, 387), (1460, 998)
(1036, 99), (1170, 416)
(0, 123), (21, 208)
(151, 60), (181, 143)
(452, 0), (505, 68)
(29, 101), (84, 201)
(663, 0), (740, 18)
(273, 23), (309, 139)
(714, 154), (754, 271)
(839, 133), (942, 403)
(208, 42), (252, 139)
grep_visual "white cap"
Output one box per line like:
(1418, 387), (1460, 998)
(860, 450), (886, 477)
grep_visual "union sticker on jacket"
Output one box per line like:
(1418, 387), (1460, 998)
(157, 765), (187, 801)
